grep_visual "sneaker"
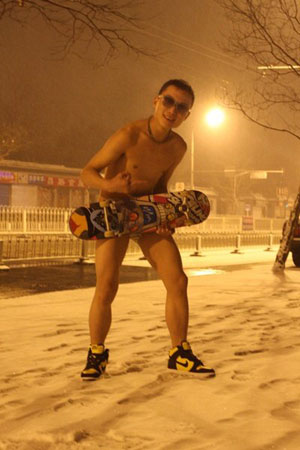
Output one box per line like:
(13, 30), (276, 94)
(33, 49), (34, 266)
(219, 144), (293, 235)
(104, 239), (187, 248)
(81, 344), (109, 379)
(168, 341), (215, 376)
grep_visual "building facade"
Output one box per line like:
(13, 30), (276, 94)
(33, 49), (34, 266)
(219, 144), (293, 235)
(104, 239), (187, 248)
(0, 160), (98, 208)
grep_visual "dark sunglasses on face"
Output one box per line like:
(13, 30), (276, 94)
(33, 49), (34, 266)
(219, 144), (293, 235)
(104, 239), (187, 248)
(158, 95), (191, 115)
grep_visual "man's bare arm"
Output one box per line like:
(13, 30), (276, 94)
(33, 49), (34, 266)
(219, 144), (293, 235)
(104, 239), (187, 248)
(80, 127), (133, 194)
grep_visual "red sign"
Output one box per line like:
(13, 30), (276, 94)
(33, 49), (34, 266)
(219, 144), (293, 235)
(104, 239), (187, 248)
(0, 171), (15, 183)
(45, 176), (83, 188)
(0, 170), (84, 188)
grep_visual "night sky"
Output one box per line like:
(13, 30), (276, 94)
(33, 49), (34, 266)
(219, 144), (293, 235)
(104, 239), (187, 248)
(1, 0), (299, 193)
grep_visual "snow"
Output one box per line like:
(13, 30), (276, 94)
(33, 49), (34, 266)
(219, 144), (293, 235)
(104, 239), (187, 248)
(1, 248), (300, 450)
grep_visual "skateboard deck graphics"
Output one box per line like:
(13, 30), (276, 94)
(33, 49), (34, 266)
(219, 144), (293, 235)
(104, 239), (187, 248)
(69, 190), (210, 240)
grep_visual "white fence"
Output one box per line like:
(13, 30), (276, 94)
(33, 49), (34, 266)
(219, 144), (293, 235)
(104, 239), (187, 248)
(0, 206), (285, 234)
(0, 231), (281, 267)
(0, 206), (72, 233)
(0, 206), (284, 266)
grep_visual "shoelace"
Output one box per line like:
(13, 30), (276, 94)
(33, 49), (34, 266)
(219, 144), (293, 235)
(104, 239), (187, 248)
(182, 349), (204, 366)
(87, 350), (105, 366)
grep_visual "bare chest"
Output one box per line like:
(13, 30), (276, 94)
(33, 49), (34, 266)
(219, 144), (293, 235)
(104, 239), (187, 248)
(125, 144), (173, 178)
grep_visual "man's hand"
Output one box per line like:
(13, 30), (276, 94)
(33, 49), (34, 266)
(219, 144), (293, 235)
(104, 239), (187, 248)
(103, 172), (132, 195)
(103, 172), (150, 197)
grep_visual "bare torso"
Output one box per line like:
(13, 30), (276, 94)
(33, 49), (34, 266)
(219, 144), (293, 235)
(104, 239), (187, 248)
(100, 118), (186, 199)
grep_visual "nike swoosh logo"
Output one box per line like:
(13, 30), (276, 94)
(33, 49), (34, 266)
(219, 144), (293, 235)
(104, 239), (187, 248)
(175, 357), (194, 371)
(176, 360), (189, 368)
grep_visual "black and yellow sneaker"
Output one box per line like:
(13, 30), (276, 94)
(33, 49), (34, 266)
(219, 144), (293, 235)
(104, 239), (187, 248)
(168, 341), (215, 376)
(81, 344), (109, 380)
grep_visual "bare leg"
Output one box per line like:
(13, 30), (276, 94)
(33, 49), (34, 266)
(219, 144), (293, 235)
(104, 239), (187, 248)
(89, 235), (129, 345)
(138, 233), (188, 347)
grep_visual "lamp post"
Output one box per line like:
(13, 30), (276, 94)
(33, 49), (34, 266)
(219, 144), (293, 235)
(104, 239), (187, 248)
(190, 107), (225, 190)
(190, 129), (195, 189)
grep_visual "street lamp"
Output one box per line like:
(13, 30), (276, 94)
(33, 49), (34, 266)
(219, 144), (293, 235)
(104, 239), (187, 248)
(205, 107), (225, 128)
(190, 107), (225, 189)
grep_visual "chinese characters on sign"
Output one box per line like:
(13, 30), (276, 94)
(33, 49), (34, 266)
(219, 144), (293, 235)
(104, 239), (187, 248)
(0, 170), (83, 188)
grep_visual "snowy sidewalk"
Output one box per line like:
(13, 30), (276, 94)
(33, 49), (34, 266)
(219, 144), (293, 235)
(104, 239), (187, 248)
(124, 246), (281, 270)
(1, 250), (300, 450)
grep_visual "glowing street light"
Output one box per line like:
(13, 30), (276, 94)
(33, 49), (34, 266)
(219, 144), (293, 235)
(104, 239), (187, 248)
(205, 107), (225, 128)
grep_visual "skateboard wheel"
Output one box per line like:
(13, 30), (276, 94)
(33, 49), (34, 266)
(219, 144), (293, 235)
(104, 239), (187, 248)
(99, 200), (111, 207)
(104, 230), (116, 238)
(167, 214), (175, 221)
(178, 205), (188, 212)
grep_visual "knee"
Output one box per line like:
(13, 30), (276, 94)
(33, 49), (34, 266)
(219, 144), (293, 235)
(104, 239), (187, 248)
(168, 271), (188, 293)
(178, 272), (188, 291)
(94, 276), (119, 304)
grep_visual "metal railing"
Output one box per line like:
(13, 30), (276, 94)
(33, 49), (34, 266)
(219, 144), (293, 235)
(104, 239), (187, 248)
(0, 205), (285, 234)
(0, 234), (86, 264)
(174, 232), (280, 254)
(0, 231), (281, 267)
(180, 216), (285, 233)
(0, 205), (284, 267)
(0, 206), (72, 233)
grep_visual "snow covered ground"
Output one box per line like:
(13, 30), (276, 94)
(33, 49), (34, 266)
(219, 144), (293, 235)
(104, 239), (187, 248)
(1, 248), (300, 450)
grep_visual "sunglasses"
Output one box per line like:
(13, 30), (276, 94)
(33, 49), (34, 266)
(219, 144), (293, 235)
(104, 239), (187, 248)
(158, 95), (191, 115)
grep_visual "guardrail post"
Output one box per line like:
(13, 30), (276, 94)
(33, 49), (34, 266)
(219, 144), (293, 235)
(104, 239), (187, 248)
(239, 217), (243, 232)
(78, 240), (94, 264)
(0, 241), (9, 270)
(231, 233), (243, 254)
(265, 233), (274, 252)
(190, 235), (204, 257)
(64, 211), (69, 233)
(22, 210), (27, 233)
(79, 240), (88, 263)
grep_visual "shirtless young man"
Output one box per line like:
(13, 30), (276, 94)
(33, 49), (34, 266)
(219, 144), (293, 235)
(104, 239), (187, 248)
(80, 79), (215, 379)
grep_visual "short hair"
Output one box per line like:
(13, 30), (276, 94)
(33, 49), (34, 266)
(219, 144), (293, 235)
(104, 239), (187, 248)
(158, 79), (195, 106)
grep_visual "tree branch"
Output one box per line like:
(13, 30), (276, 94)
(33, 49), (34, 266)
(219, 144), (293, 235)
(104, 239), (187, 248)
(216, 0), (300, 142)
(0, 0), (153, 62)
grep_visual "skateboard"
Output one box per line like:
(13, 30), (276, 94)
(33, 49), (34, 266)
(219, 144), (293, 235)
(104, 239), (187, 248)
(69, 190), (210, 240)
